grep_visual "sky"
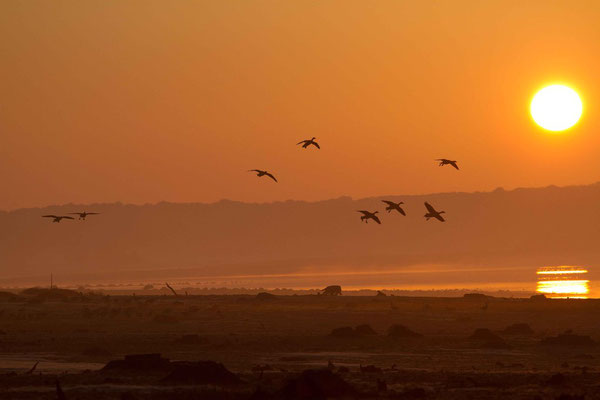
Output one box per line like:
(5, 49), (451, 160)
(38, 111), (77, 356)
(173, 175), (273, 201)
(2, 0), (600, 210)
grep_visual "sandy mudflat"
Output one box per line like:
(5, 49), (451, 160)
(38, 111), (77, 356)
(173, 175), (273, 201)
(1, 292), (600, 399)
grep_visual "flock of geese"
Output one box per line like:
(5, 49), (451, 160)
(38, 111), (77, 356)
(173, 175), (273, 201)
(358, 200), (445, 224)
(247, 138), (458, 225)
(42, 137), (458, 225)
(42, 212), (100, 223)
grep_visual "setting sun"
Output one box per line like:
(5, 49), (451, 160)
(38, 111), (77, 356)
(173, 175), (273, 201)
(531, 85), (582, 132)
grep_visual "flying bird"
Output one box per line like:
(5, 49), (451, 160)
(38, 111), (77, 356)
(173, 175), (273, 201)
(424, 202), (445, 222)
(436, 159), (459, 170)
(381, 200), (406, 216)
(68, 212), (100, 220)
(42, 215), (75, 223)
(248, 169), (278, 182)
(297, 137), (320, 149)
(357, 210), (381, 224)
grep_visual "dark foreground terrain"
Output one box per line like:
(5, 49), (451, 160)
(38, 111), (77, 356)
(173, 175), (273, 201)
(2, 288), (600, 399)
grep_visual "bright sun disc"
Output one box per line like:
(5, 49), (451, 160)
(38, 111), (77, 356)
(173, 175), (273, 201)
(531, 85), (582, 132)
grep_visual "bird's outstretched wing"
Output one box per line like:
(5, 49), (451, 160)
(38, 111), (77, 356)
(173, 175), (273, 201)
(381, 200), (396, 207)
(248, 169), (262, 174)
(296, 140), (307, 145)
(313, 142), (320, 149)
(372, 215), (382, 224)
(450, 161), (459, 170)
(42, 215), (58, 218)
(86, 213), (100, 215)
(265, 172), (278, 182)
(424, 202), (436, 213)
(435, 159), (446, 162)
(62, 216), (75, 220)
(397, 207), (406, 216)
(434, 214), (445, 222)
(357, 210), (370, 216)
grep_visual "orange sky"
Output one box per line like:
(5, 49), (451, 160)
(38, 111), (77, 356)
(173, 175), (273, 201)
(2, 1), (600, 210)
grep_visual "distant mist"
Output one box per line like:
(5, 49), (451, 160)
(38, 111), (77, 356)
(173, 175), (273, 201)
(1, 183), (599, 285)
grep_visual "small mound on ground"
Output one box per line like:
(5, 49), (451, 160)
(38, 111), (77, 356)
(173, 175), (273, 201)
(541, 333), (596, 347)
(330, 324), (378, 337)
(469, 328), (499, 341)
(388, 324), (422, 338)
(321, 285), (342, 296)
(463, 293), (491, 301)
(503, 323), (534, 335)
(0, 291), (17, 301)
(330, 327), (357, 337)
(530, 294), (547, 301)
(162, 361), (241, 386)
(469, 328), (509, 348)
(360, 364), (382, 373)
(279, 369), (356, 399)
(255, 292), (278, 301)
(102, 354), (171, 373)
(355, 324), (377, 335)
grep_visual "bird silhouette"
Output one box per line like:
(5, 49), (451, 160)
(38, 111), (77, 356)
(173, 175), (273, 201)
(424, 202), (445, 222)
(381, 200), (406, 216)
(248, 169), (278, 182)
(296, 137), (320, 149)
(42, 215), (75, 223)
(436, 159), (459, 170)
(357, 210), (381, 224)
(68, 212), (100, 220)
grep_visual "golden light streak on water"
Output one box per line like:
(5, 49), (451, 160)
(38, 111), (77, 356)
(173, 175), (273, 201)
(536, 269), (588, 275)
(536, 266), (589, 298)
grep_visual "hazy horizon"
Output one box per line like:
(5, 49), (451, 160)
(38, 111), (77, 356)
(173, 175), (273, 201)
(2, 180), (597, 212)
(2, 182), (598, 298)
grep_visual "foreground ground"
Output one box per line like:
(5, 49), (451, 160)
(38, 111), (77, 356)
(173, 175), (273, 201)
(1, 289), (600, 399)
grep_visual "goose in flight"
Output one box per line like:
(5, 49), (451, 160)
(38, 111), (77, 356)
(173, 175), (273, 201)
(436, 159), (459, 170)
(248, 169), (278, 182)
(69, 211), (100, 220)
(424, 202), (445, 222)
(42, 215), (75, 223)
(381, 200), (406, 216)
(357, 210), (381, 224)
(297, 137), (320, 149)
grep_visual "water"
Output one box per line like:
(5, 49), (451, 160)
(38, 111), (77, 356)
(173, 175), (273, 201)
(536, 266), (590, 298)
(8, 264), (596, 298)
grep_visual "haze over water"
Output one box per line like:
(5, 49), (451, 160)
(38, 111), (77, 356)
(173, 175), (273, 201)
(16, 264), (595, 298)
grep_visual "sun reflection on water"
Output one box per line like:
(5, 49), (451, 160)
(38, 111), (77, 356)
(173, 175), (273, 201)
(536, 266), (589, 298)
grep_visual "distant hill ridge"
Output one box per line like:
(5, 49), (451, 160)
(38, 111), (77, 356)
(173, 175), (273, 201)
(1, 182), (599, 280)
